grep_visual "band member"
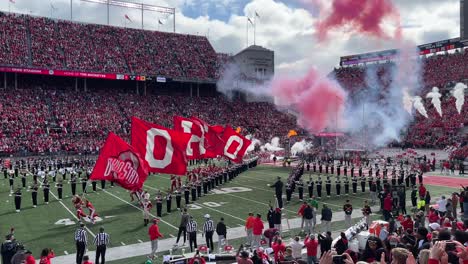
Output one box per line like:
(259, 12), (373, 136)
(350, 166), (355, 177)
(325, 176), (331, 198)
(43, 178), (50, 204)
(184, 185), (190, 205)
(142, 199), (152, 226)
(359, 166), (363, 177)
(81, 176), (88, 194)
(56, 180), (63, 200)
(14, 187), (22, 213)
(196, 180), (202, 198)
(21, 172), (27, 188)
(313, 162), (316, 173)
(325, 163), (329, 174)
(100, 180), (106, 189)
(308, 180), (314, 198)
(316, 176), (322, 198)
(337, 165), (341, 176)
(175, 188), (182, 209)
(191, 183), (197, 202)
(376, 176), (382, 190)
(203, 177), (209, 195)
(166, 190), (172, 213)
(297, 178), (304, 201)
(85, 199), (98, 223)
(31, 181), (38, 208)
(92, 180), (97, 192)
(319, 162), (323, 173)
(330, 164), (334, 175)
(282, 182), (290, 203)
(368, 175), (373, 190)
(344, 166), (348, 176)
(171, 175), (178, 192)
(70, 174), (77, 196)
(391, 174), (397, 186)
(360, 175), (366, 193)
(336, 177), (341, 196)
(155, 193), (163, 217)
(9, 171), (14, 193)
(344, 177), (350, 195)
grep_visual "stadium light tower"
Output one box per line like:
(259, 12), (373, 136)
(80, 0), (175, 32)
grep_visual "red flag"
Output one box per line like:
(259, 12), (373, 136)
(219, 126), (251, 163)
(190, 116), (224, 158)
(131, 117), (190, 175)
(173, 116), (207, 160)
(124, 14), (132, 22)
(90, 132), (148, 191)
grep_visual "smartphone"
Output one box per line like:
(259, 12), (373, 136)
(446, 242), (456, 251)
(332, 255), (344, 264)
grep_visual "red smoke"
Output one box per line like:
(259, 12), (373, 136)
(315, 0), (400, 42)
(271, 69), (346, 133)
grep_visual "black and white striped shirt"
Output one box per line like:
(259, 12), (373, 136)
(203, 220), (214, 233)
(74, 228), (87, 244)
(186, 220), (197, 233)
(93, 232), (110, 246)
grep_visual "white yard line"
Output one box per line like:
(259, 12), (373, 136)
(193, 202), (245, 222)
(98, 188), (178, 231)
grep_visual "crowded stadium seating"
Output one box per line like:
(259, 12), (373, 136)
(0, 12), (217, 80)
(0, 88), (300, 155)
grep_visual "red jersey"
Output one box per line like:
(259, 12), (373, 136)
(304, 237), (318, 257)
(252, 217), (264, 235)
(148, 224), (163, 240)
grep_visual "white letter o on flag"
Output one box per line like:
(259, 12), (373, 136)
(145, 128), (173, 169)
(224, 135), (243, 160)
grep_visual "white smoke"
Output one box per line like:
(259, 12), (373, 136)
(426, 87), (442, 117)
(245, 135), (262, 153)
(413, 96), (428, 118)
(261, 136), (284, 152)
(452, 82), (467, 114)
(291, 140), (313, 156)
(340, 44), (422, 147)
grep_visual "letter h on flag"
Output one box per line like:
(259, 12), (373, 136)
(90, 132), (148, 191)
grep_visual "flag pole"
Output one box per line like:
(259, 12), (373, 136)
(254, 18), (256, 45)
(246, 17), (249, 48)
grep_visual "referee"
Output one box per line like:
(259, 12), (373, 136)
(186, 216), (198, 252)
(74, 223), (88, 264)
(94, 227), (110, 264)
(202, 214), (214, 251)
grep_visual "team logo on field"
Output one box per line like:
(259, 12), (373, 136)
(104, 151), (140, 185)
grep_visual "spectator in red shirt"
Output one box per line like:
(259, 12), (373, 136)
(38, 248), (55, 264)
(148, 218), (163, 260)
(252, 214), (264, 249)
(24, 250), (36, 264)
(304, 234), (318, 264)
(400, 215), (414, 232)
(419, 184), (427, 198)
(384, 194), (393, 221)
(271, 238), (286, 263)
(82, 255), (93, 264)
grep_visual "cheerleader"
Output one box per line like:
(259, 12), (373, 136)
(85, 199), (98, 224)
(142, 199), (153, 226)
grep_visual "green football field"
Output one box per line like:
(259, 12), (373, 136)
(0, 165), (457, 261)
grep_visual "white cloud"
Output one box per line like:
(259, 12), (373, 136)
(0, 0), (461, 75)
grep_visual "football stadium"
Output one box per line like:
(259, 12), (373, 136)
(0, 0), (467, 264)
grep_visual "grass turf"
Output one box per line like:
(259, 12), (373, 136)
(0, 165), (457, 260)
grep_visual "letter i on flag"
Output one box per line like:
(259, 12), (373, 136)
(90, 132), (149, 191)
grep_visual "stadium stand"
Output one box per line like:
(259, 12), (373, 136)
(0, 12), (217, 80)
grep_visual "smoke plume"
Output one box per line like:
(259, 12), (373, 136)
(413, 96), (428, 118)
(452, 82), (467, 114)
(314, 0), (401, 42)
(426, 87), (442, 117)
(291, 140), (313, 156)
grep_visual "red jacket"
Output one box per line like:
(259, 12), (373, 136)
(298, 204), (307, 216)
(252, 217), (264, 235)
(304, 237), (318, 257)
(272, 242), (286, 262)
(149, 224), (163, 241)
(400, 219), (414, 231)
(39, 252), (55, 264)
(419, 185), (427, 197)
(428, 211), (440, 223)
(25, 255), (36, 264)
(384, 196), (392, 211)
